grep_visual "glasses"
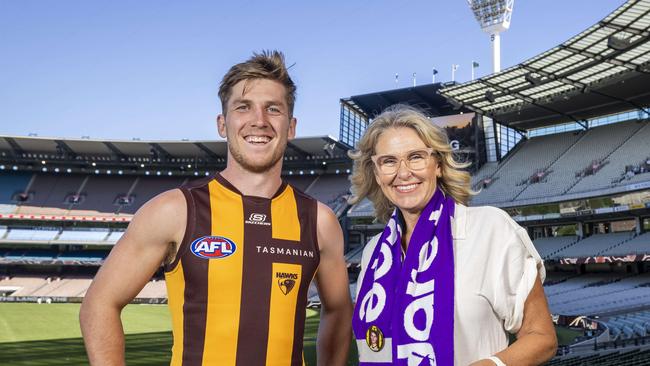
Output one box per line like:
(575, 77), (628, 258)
(371, 148), (436, 175)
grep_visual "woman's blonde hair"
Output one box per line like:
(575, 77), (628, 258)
(348, 104), (474, 223)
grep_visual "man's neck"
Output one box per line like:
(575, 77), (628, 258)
(219, 163), (284, 198)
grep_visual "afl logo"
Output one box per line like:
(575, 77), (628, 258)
(190, 236), (237, 259)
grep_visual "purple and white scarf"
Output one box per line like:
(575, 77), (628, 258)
(353, 188), (455, 366)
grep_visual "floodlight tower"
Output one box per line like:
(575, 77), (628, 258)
(467, 0), (514, 73)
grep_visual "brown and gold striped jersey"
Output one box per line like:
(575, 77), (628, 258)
(164, 174), (320, 366)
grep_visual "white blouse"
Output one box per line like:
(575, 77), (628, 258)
(356, 203), (544, 366)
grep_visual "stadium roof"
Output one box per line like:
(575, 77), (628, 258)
(439, 0), (650, 131)
(341, 82), (469, 118)
(0, 135), (351, 163)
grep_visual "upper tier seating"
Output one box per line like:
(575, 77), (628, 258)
(568, 121), (650, 194)
(0, 172), (31, 205)
(471, 131), (581, 204)
(471, 120), (650, 205)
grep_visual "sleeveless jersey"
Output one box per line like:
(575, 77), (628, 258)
(164, 174), (320, 366)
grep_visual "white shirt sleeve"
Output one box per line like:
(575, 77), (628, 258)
(484, 210), (545, 334)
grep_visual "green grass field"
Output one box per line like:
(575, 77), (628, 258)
(0, 303), (577, 365)
(0, 303), (357, 365)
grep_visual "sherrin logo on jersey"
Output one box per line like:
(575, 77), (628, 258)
(190, 236), (237, 259)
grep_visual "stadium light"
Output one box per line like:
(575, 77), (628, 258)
(607, 34), (632, 51)
(467, 0), (515, 73)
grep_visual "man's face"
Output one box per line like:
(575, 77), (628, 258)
(217, 78), (296, 173)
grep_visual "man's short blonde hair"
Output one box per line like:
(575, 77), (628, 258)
(218, 50), (296, 116)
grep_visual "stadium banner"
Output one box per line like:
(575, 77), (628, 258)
(0, 296), (167, 304)
(0, 259), (103, 266)
(559, 254), (650, 265)
(429, 112), (484, 168)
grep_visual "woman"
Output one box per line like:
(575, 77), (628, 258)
(350, 105), (557, 366)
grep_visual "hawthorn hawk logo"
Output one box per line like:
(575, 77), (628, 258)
(276, 271), (298, 295)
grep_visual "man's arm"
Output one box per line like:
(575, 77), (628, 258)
(471, 275), (558, 366)
(79, 189), (186, 366)
(314, 202), (353, 366)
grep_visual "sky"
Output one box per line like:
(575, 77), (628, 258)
(0, 0), (623, 142)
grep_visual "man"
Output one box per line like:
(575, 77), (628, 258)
(80, 50), (352, 366)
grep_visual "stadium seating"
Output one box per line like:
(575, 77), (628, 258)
(547, 349), (650, 366)
(517, 120), (643, 200)
(35, 174), (87, 208)
(136, 280), (168, 298)
(544, 273), (621, 297)
(284, 175), (317, 192)
(344, 245), (364, 266)
(568, 121), (650, 193)
(0, 226), (6, 238)
(599, 232), (650, 256)
(303, 174), (350, 209)
(106, 230), (125, 243)
(57, 229), (109, 242)
(608, 310), (650, 337)
(550, 232), (635, 259)
(471, 130), (581, 204)
(0, 172), (32, 205)
(21, 250), (58, 261)
(4, 227), (59, 241)
(57, 251), (106, 262)
(471, 120), (650, 205)
(533, 236), (579, 259)
(0, 276), (50, 296)
(546, 273), (650, 315)
(72, 175), (137, 213)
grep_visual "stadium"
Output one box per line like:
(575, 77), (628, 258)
(1, 0), (650, 365)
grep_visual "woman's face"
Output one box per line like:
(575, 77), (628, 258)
(373, 127), (441, 218)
